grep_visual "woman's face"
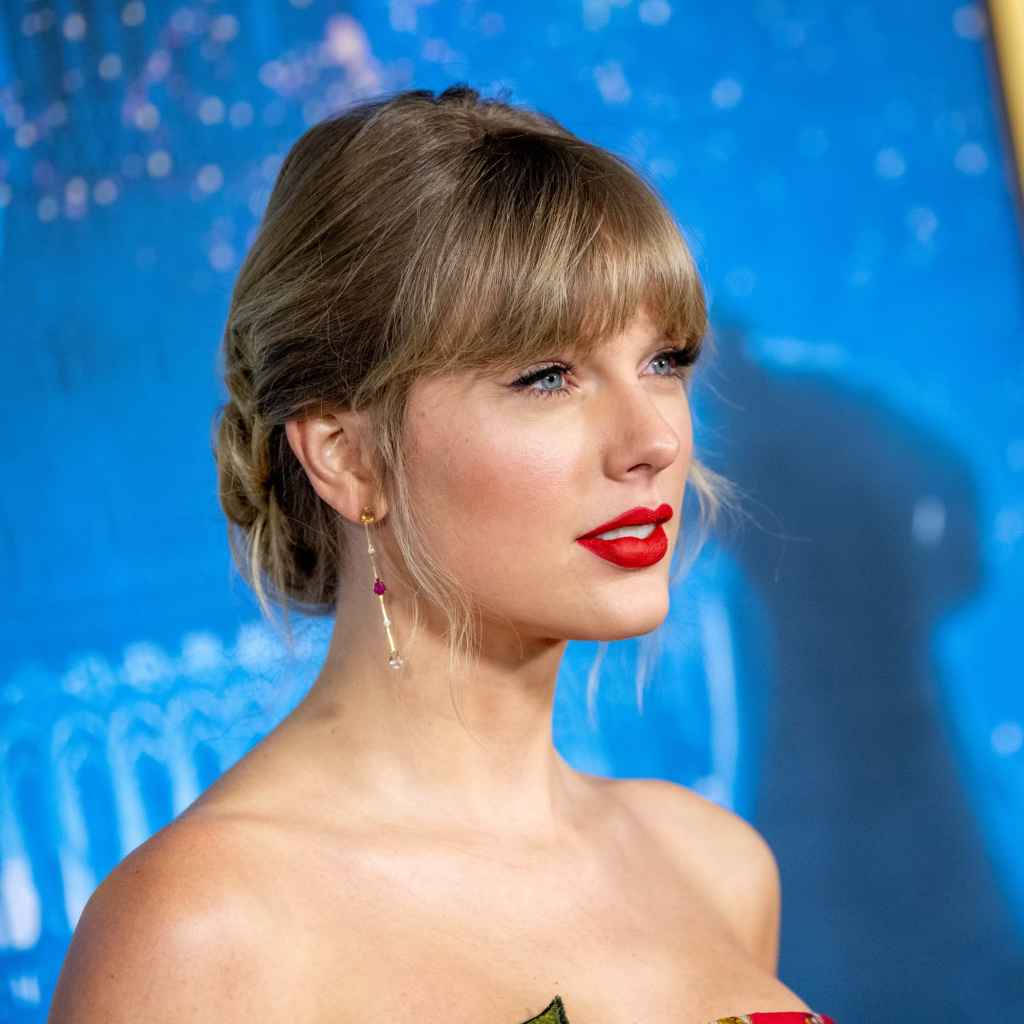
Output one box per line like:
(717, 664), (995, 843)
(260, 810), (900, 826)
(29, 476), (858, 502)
(402, 307), (693, 645)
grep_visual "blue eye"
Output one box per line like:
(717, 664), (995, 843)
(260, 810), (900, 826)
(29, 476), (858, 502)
(515, 365), (573, 398)
(510, 347), (697, 400)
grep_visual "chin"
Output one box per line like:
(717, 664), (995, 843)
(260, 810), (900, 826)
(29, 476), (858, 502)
(572, 602), (670, 642)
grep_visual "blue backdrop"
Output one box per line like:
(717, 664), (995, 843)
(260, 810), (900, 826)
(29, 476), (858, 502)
(1, 1), (1022, 1020)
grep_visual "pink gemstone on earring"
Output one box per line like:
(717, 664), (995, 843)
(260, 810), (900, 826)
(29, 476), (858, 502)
(373, 578), (386, 595)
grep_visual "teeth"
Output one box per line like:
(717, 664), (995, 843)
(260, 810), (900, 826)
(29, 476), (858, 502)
(594, 522), (657, 541)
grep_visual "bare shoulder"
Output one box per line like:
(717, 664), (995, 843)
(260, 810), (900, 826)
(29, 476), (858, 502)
(611, 775), (774, 860)
(610, 777), (782, 973)
(47, 813), (309, 1022)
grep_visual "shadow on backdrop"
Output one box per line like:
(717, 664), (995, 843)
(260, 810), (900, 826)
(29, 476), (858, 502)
(702, 319), (1024, 1018)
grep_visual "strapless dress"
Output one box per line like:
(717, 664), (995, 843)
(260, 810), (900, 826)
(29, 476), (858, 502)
(519, 995), (837, 1024)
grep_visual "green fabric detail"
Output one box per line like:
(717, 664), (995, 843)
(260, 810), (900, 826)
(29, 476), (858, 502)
(520, 995), (571, 1024)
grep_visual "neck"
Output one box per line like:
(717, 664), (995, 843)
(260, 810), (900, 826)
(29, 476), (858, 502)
(279, 584), (590, 843)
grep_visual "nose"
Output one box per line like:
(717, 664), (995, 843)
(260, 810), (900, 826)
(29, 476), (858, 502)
(596, 378), (687, 476)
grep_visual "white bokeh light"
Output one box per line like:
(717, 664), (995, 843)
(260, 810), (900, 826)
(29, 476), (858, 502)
(99, 54), (123, 80)
(37, 196), (59, 222)
(133, 102), (160, 131)
(62, 12), (87, 41)
(638, 0), (671, 26)
(209, 242), (236, 271)
(954, 141), (988, 175)
(196, 163), (224, 193)
(911, 496), (947, 547)
(14, 124), (38, 149)
(199, 96), (226, 125)
(907, 206), (939, 244)
(953, 4), (987, 40)
(121, 1), (146, 27)
(210, 14), (239, 42)
(875, 147), (906, 179)
(93, 178), (119, 205)
(146, 150), (172, 177)
(991, 720), (1023, 757)
(594, 61), (631, 104)
(711, 78), (743, 109)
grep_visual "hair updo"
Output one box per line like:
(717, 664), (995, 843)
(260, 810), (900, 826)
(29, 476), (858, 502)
(212, 83), (738, 701)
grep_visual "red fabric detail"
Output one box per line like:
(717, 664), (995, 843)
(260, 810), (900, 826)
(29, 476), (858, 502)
(747, 1014), (836, 1024)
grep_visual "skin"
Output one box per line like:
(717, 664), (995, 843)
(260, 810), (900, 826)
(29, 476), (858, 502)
(48, 308), (813, 1023)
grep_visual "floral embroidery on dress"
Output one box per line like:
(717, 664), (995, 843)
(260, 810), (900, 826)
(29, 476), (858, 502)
(520, 995), (570, 1024)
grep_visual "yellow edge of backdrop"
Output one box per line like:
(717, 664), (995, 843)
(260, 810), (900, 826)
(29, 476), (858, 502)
(989, 0), (1024, 199)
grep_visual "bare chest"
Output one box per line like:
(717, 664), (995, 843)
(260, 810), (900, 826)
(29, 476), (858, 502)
(266, 830), (799, 1024)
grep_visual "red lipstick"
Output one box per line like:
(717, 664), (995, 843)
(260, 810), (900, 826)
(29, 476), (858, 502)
(576, 502), (674, 569)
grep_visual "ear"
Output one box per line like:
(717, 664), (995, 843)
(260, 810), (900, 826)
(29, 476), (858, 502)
(284, 407), (385, 524)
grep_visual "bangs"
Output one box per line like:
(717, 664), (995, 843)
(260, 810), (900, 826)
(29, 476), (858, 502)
(401, 130), (708, 378)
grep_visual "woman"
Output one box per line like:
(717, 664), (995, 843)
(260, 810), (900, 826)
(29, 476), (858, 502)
(49, 85), (837, 1024)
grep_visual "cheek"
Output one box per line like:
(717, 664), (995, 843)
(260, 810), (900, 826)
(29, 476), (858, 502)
(436, 426), (575, 529)
(406, 403), (583, 584)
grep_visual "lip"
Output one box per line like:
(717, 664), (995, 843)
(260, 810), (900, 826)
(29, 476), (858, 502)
(576, 502), (674, 569)
(577, 502), (674, 540)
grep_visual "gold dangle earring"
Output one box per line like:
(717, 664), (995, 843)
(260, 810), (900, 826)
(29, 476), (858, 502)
(359, 506), (404, 670)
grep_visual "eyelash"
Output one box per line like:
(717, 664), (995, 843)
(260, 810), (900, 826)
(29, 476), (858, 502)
(509, 347), (698, 400)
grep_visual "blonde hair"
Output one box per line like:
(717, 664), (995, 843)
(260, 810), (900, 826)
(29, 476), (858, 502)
(212, 84), (740, 721)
